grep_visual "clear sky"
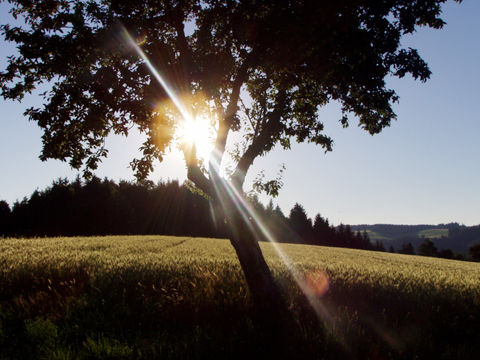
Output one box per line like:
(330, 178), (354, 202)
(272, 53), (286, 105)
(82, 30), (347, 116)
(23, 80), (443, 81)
(0, 1), (479, 226)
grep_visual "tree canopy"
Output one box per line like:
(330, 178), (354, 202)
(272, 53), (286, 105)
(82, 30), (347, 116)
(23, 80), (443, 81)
(1, 0), (461, 315)
(0, 0), (459, 196)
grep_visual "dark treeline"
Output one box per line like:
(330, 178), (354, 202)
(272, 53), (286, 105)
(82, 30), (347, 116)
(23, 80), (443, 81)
(448, 225), (480, 252)
(350, 223), (460, 239)
(352, 223), (480, 258)
(248, 200), (380, 250)
(0, 177), (382, 251)
(393, 237), (480, 262)
(0, 177), (215, 237)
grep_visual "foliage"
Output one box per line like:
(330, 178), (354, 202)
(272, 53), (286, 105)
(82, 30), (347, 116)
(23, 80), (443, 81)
(0, 0), (463, 318)
(399, 242), (415, 255)
(350, 224), (452, 240)
(418, 238), (438, 257)
(289, 203), (313, 244)
(468, 243), (480, 262)
(1, 235), (479, 359)
(1, 177), (216, 238)
(3, 175), (473, 260)
(1, 177), (373, 250)
(352, 224), (479, 255)
(438, 248), (454, 259)
(449, 225), (480, 253)
(0, 200), (10, 236)
(0, 0), (459, 195)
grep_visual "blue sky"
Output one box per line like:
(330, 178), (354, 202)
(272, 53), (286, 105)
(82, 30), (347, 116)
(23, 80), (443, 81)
(1, 1), (479, 226)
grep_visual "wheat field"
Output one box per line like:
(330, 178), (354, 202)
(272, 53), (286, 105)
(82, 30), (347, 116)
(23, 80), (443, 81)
(1, 236), (479, 359)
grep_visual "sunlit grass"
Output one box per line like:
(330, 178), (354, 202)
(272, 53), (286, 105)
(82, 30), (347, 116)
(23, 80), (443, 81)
(418, 228), (449, 238)
(1, 235), (479, 359)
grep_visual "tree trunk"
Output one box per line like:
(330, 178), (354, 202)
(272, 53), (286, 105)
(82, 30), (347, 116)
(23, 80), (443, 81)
(217, 195), (289, 319)
(230, 227), (285, 313)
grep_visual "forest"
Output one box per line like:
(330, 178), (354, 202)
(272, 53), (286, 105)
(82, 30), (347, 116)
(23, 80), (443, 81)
(1, 177), (479, 261)
(0, 177), (376, 250)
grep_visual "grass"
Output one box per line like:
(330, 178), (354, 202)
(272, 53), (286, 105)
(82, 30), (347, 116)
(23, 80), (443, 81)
(363, 228), (449, 241)
(1, 235), (479, 359)
(362, 230), (390, 241)
(418, 228), (449, 239)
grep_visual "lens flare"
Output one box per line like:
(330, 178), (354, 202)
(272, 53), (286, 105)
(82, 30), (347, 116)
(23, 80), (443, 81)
(305, 270), (330, 297)
(206, 152), (336, 326)
(123, 28), (215, 163)
(176, 115), (214, 162)
(123, 25), (335, 329)
(122, 27), (193, 128)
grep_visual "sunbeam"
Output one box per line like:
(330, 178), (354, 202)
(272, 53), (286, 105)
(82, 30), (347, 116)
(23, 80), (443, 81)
(123, 25), (338, 333)
(122, 28), (192, 123)
(122, 27), (214, 162)
(207, 151), (339, 330)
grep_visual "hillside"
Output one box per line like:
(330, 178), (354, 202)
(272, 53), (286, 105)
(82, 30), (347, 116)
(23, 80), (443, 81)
(350, 223), (480, 254)
(1, 236), (479, 359)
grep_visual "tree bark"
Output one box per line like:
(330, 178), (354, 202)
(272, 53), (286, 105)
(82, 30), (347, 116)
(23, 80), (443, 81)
(215, 193), (288, 319)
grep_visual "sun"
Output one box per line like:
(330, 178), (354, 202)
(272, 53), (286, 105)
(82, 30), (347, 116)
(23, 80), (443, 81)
(176, 115), (215, 162)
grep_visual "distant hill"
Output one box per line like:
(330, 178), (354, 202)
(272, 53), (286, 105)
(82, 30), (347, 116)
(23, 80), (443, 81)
(350, 223), (456, 239)
(350, 223), (480, 254)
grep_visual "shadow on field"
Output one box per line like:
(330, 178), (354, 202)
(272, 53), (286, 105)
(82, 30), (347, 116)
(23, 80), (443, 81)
(1, 243), (479, 359)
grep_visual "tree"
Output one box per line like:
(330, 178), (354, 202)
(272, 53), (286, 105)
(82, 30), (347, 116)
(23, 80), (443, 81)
(312, 213), (332, 246)
(374, 240), (386, 252)
(0, 200), (11, 236)
(468, 244), (480, 262)
(399, 242), (415, 255)
(418, 238), (438, 257)
(0, 0), (459, 314)
(437, 248), (453, 259)
(335, 224), (347, 247)
(289, 203), (313, 243)
(362, 231), (371, 249)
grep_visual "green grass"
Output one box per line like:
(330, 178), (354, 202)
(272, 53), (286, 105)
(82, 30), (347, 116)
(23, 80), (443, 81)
(362, 230), (390, 241)
(418, 228), (449, 239)
(1, 236), (479, 359)
(360, 228), (449, 241)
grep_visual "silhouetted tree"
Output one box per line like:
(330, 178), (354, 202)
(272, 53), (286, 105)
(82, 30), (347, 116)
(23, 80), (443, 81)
(264, 204), (294, 243)
(265, 200), (274, 215)
(271, 204), (286, 220)
(0, 200), (11, 236)
(313, 214), (332, 246)
(418, 239), (438, 257)
(356, 230), (372, 250)
(448, 226), (480, 253)
(468, 244), (480, 262)
(5, 178), (382, 254)
(362, 231), (371, 248)
(437, 248), (454, 259)
(289, 203), (313, 244)
(344, 225), (354, 248)
(388, 245), (395, 253)
(399, 242), (415, 255)
(6, 178), (217, 238)
(1, 0), (459, 314)
(374, 241), (386, 252)
(335, 224), (346, 247)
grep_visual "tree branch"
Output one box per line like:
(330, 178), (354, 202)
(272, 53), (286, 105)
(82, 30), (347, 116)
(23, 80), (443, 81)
(187, 163), (213, 196)
(209, 55), (253, 176)
(172, 8), (196, 90)
(183, 144), (213, 196)
(231, 89), (287, 191)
